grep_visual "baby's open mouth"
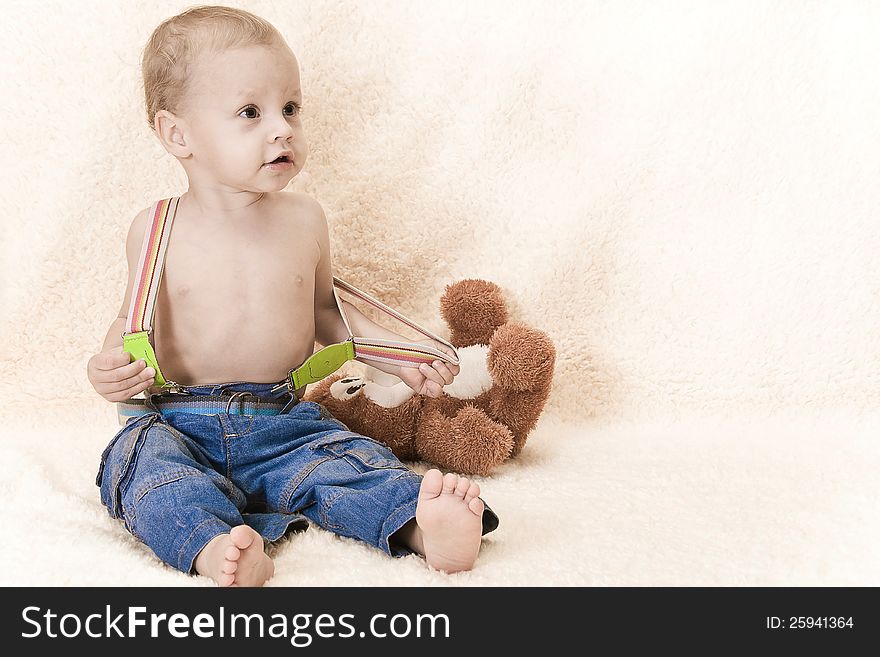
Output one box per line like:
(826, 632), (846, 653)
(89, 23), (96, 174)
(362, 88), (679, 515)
(267, 155), (291, 164)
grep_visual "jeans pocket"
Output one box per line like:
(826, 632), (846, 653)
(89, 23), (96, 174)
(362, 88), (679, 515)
(314, 432), (407, 472)
(96, 414), (159, 519)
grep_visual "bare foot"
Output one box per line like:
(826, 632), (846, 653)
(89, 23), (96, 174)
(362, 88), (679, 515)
(415, 469), (484, 573)
(194, 525), (274, 587)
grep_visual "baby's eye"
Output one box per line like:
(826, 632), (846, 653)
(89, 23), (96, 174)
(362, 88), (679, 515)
(238, 106), (260, 119)
(284, 102), (302, 117)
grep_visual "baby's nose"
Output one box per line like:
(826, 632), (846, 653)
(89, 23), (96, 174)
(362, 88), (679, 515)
(273, 122), (295, 141)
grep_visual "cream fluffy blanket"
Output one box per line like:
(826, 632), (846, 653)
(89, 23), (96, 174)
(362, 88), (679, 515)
(1, 0), (878, 585)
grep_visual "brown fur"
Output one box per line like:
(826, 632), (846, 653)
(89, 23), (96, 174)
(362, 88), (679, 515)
(306, 280), (556, 475)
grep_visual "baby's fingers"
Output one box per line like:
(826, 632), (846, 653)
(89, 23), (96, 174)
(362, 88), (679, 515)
(116, 365), (156, 391)
(99, 366), (156, 402)
(92, 347), (133, 371)
(423, 381), (443, 398)
(430, 360), (456, 385)
(418, 362), (451, 392)
(103, 357), (152, 383)
(436, 345), (460, 376)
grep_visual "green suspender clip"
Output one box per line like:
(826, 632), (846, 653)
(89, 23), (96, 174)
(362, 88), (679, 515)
(123, 331), (168, 387)
(279, 339), (357, 391)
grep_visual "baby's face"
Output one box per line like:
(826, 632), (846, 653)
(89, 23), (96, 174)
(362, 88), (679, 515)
(178, 43), (307, 192)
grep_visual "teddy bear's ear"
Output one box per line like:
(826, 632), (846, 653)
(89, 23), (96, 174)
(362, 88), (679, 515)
(440, 279), (508, 347)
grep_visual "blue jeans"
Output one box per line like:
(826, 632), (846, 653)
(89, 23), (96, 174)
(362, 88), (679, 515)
(97, 380), (498, 574)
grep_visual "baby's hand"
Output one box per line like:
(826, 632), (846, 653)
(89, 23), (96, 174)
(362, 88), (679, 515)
(87, 346), (156, 403)
(396, 340), (459, 398)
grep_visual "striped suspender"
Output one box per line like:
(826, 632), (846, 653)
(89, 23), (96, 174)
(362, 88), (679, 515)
(332, 278), (459, 368)
(121, 197), (179, 388)
(126, 197), (178, 335)
(122, 196), (459, 393)
(273, 279), (459, 393)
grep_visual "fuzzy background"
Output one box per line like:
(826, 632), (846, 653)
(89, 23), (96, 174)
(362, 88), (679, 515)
(1, 0), (878, 586)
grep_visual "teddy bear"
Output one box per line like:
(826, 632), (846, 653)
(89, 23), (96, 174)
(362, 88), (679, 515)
(305, 279), (556, 476)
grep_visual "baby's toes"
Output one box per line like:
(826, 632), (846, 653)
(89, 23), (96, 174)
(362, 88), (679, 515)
(230, 525), (257, 550)
(464, 481), (481, 504)
(218, 572), (235, 587)
(222, 560), (238, 574)
(442, 472), (458, 494)
(467, 496), (485, 516)
(225, 545), (240, 562)
(419, 469), (444, 500)
(454, 476), (470, 498)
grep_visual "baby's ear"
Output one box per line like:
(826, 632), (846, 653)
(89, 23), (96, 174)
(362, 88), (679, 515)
(154, 110), (191, 158)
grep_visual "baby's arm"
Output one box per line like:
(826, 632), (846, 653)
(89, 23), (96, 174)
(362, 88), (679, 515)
(87, 209), (156, 402)
(309, 200), (457, 397)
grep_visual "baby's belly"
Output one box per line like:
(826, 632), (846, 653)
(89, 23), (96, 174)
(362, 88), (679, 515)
(149, 292), (316, 388)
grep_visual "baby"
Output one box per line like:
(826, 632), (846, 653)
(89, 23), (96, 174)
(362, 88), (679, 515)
(87, 5), (496, 586)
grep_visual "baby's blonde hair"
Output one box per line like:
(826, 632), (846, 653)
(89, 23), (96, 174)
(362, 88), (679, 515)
(142, 4), (286, 129)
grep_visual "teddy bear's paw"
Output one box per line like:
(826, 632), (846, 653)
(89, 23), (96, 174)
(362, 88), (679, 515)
(415, 407), (514, 476)
(329, 376), (367, 401)
(488, 323), (556, 392)
(441, 279), (509, 347)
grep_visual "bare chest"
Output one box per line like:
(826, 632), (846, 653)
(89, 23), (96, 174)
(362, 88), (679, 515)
(163, 225), (311, 304)
(150, 215), (320, 384)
